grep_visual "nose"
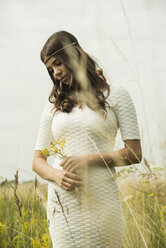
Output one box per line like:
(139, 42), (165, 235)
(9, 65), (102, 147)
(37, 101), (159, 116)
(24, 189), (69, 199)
(53, 67), (62, 78)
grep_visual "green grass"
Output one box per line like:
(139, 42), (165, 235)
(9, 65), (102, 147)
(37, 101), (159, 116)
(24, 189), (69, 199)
(0, 167), (166, 248)
(0, 175), (52, 248)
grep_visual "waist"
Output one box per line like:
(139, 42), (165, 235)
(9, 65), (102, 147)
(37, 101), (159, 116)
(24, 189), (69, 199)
(52, 157), (116, 179)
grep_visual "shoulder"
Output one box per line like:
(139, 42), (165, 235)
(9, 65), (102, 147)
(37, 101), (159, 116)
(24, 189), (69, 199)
(107, 85), (140, 140)
(107, 85), (132, 108)
(41, 101), (54, 118)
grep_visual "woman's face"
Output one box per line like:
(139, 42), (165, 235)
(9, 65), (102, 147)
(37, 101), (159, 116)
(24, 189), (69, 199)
(44, 56), (73, 86)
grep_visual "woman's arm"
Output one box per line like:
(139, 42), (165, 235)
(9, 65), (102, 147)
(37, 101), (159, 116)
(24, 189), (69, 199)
(32, 151), (58, 181)
(33, 102), (82, 191)
(32, 151), (83, 191)
(60, 139), (142, 172)
(86, 139), (142, 168)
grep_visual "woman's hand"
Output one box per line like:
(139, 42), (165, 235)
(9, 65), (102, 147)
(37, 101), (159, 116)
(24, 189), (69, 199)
(60, 155), (85, 173)
(55, 169), (83, 191)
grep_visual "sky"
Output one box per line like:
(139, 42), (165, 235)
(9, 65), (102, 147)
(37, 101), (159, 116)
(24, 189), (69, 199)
(0, 0), (166, 182)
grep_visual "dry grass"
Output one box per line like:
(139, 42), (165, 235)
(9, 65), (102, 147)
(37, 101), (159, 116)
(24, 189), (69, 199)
(0, 166), (166, 248)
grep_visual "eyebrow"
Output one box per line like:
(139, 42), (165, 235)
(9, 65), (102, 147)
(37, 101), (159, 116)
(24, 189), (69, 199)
(45, 57), (57, 68)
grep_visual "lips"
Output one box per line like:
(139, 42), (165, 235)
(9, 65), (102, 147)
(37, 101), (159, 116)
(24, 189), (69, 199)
(61, 75), (68, 82)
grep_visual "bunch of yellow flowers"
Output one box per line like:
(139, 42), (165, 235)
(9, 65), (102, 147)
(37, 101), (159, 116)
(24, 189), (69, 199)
(41, 138), (66, 159)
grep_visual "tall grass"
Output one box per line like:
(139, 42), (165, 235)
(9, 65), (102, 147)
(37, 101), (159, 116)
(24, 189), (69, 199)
(0, 166), (166, 248)
(0, 172), (52, 248)
(120, 168), (166, 248)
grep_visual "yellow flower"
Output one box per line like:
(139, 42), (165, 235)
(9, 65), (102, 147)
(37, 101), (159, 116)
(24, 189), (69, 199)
(149, 193), (154, 197)
(41, 148), (49, 156)
(52, 140), (57, 146)
(50, 147), (57, 152)
(32, 239), (42, 248)
(60, 138), (66, 148)
(0, 222), (5, 228)
(42, 138), (66, 158)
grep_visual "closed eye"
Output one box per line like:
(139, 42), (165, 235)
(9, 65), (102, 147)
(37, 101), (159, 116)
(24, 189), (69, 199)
(53, 60), (61, 66)
(48, 67), (54, 73)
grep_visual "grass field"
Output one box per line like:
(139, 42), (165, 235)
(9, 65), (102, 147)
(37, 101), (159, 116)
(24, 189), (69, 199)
(0, 165), (166, 248)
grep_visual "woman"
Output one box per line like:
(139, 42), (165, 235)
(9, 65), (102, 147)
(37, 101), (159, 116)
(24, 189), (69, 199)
(32, 30), (142, 248)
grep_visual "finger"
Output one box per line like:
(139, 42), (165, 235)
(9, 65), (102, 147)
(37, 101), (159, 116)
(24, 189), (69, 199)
(62, 184), (74, 191)
(64, 177), (83, 186)
(60, 157), (69, 167)
(65, 164), (75, 172)
(69, 167), (77, 173)
(63, 160), (72, 170)
(61, 185), (68, 191)
(62, 181), (73, 189)
(65, 171), (82, 181)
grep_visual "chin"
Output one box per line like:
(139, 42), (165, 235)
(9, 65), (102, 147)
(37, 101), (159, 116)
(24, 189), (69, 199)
(63, 81), (71, 86)
(65, 79), (73, 87)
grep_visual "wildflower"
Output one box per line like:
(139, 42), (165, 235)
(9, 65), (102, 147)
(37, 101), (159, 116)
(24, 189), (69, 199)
(149, 193), (154, 197)
(60, 138), (66, 148)
(41, 148), (49, 156)
(0, 222), (5, 228)
(42, 138), (66, 158)
(52, 140), (57, 146)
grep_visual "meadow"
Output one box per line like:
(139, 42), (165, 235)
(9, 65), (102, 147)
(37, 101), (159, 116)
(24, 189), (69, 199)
(0, 162), (166, 248)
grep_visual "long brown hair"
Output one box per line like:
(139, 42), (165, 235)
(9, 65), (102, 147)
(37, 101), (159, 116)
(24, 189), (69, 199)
(40, 30), (110, 116)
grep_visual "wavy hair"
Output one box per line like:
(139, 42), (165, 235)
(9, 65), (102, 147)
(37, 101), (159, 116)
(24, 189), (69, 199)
(40, 30), (111, 116)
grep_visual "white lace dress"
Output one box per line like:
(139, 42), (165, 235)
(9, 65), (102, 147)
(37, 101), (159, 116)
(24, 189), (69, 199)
(35, 86), (140, 248)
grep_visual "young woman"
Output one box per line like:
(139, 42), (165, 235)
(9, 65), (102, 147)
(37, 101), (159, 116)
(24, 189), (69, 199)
(32, 30), (142, 248)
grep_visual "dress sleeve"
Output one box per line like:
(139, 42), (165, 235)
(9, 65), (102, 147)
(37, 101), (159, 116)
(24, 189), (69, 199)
(34, 102), (54, 151)
(111, 86), (140, 141)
